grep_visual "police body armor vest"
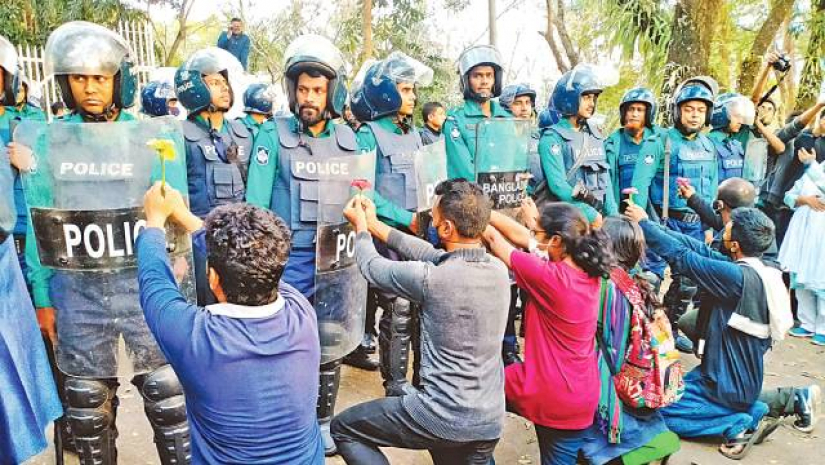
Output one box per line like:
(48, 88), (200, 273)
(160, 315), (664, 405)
(651, 133), (716, 210)
(527, 132), (544, 191)
(272, 117), (359, 248)
(183, 119), (252, 218)
(614, 133), (645, 193)
(550, 125), (610, 203)
(713, 136), (745, 182)
(367, 121), (424, 211)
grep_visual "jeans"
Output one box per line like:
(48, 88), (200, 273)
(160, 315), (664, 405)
(534, 425), (587, 465)
(331, 396), (499, 465)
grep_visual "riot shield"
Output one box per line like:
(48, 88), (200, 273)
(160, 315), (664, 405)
(743, 136), (769, 192)
(412, 138), (448, 236)
(14, 117), (196, 378)
(0, 150), (14, 238)
(315, 152), (376, 364)
(473, 119), (532, 211)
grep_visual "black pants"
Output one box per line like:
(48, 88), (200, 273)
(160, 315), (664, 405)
(331, 397), (498, 465)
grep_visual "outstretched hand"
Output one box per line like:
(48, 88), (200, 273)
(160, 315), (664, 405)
(343, 196), (369, 232)
(143, 182), (187, 228)
(624, 202), (649, 223)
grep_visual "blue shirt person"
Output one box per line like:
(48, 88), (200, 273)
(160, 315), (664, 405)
(216, 18), (251, 70)
(137, 184), (324, 464)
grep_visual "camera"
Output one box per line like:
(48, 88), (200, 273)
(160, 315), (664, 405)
(772, 54), (791, 73)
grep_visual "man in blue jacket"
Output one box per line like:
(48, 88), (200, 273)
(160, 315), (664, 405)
(216, 18), (251, 70)
(138, 184), (324, 464)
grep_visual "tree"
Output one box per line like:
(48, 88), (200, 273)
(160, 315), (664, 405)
(542, 0), (580, 73)
(0, 0), (145, 46)
(794, 0), (825, 111)
(737, 0), (797, 93)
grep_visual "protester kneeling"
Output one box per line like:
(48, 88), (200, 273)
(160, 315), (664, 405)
(580, 216), (681, 465)
(483, 200), (613, 465)
(137, 183), (324, 464)
(331, 180), (510, 465)
(625, 203), (819, 460)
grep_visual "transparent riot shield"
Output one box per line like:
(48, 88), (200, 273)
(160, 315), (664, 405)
(473, 119), (532, 212)
(0, 150), (14, 237)
(743, 136), (769, 192)
(315, 152), (376, 364)
(14, 117), (195, 378)
(412, 138), (448, 237)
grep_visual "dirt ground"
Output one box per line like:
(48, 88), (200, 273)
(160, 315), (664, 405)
(27, 333), (824, 465)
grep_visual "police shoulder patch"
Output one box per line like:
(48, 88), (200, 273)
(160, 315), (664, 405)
(551, 144), (562, 156)
(451, 126), (461, 140)
(644, 154), (655, 165)
(256, 146), (270, 166)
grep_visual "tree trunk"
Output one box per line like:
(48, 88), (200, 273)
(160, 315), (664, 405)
(779, 16), (796, 114)
(164, 0), (195, 66)
(658, 0), (720, 124)
(794, 0), (825, 112)
(360, 0), (373, 66)
(488, 0), (497, 47)
(541, 0), (578, 73)
(737, 0), (797, 94)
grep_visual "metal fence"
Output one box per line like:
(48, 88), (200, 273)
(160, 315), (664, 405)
(15, 21), (157, 120)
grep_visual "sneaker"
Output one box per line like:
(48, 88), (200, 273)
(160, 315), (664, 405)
(794, 385), (821, 433)
(811, 334), (825, 346)
(342, 346), (379, 371)
(675, 334), (694, 353)
(789, 327), (815, 338)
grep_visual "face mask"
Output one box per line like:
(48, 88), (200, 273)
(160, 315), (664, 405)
(168, 106), (180, 117)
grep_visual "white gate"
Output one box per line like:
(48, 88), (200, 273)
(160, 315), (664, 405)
(15, 21), (158, 121)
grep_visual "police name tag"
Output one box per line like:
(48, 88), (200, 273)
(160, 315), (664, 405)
(316, 222), (357, 273)
(477, 172), (530, 209)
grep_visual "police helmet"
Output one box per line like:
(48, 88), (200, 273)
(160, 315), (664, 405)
(619, 87), (657, 127)
(140, 81), (176, 117)
(0, 35), (21, 107)
(175, 47), (241, 114)
(672, 79), (715, 126)
(283, 34), (348, 118)
(551, 65), (603, 117)
(711, 92), (755, 130)
(350, 52), (433, 122)
(243, 83), (274, 116)
(500, 83), (537, 112)
(457, 45), (503, 100)
(44, 21), (136, 111)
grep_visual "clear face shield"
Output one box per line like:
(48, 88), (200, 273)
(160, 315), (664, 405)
(44, 21), (131, 78)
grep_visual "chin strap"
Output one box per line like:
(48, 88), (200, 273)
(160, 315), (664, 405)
(78, 103), (118, 122)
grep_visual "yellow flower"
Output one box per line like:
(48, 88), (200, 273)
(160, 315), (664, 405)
(146, 139), (177, 161)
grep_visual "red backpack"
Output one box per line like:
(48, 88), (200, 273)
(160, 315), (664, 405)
(598, 268), (685, 410)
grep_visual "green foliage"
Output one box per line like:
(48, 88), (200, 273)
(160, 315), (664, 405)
(0, 0), (145, 46)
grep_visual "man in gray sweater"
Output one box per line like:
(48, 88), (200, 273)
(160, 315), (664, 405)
(331, 179), (510, 465)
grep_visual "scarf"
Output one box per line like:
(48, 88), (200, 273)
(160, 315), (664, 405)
(596, 277), (631, 443)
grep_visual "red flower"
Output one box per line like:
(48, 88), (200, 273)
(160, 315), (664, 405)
(622, 187), (639, 195)
(676, 177), (691, 187)
(351, 179), (372, 191)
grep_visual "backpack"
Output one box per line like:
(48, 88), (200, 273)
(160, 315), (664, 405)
(597, 268), (685, 410)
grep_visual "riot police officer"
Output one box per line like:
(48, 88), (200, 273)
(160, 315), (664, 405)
(500, 83), (536, 120)
(237, 82), (275, 138)
(350, 52), (436, 395)
(175, 48), (252, 219)
(140, 80), (180, 118)
(631, 77), (719, 353)
(538, 66), (618, 224)
(246, 35), (413, 456)
(443, 44), (512, 180)
(20, 22), (190, 465)
(605, 87), (661, 205)
(709, 92), (754, 182)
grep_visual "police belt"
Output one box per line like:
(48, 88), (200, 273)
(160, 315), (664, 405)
(654, 206), (701, 224)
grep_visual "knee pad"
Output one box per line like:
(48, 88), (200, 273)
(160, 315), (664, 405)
(64, 378), (115, 437)
(138, 365), (187, 427)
